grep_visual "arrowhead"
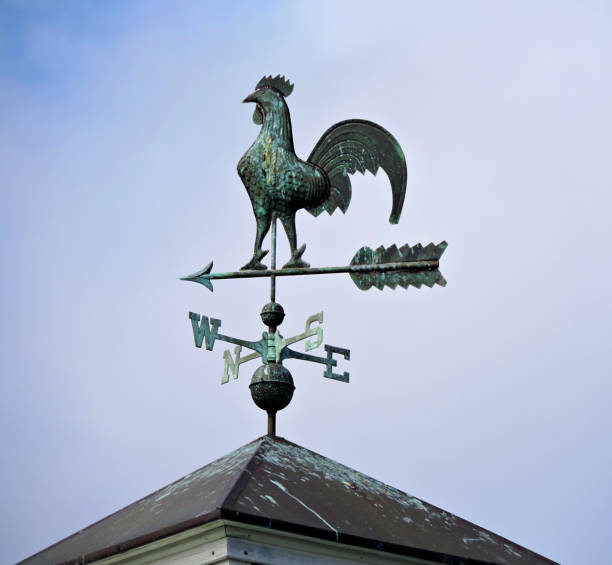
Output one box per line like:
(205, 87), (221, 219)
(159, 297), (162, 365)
(180, 262), (214, 291)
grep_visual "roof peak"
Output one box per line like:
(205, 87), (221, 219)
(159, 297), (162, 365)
(19, 436), (557, 565)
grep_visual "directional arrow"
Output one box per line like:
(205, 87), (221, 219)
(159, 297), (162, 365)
(181, 242), (447, 292)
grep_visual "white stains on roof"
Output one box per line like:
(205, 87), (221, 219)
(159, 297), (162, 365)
(478, 531), (496, 544)
(146, 441), (261, 506)
(251, 438), (537, 560)
(242, 495), (263, 513)
(21, 436), (549, 565)
(505, 543), (523, 557)
(270, 479), (338, 537)
(262, 494), (279, 506)
(405, 497), (428, 512)
(462, 531), (502, 547)
(342, 480), (358, 491)
(264, 438), (421, 508)
(441, 511), (457, 528)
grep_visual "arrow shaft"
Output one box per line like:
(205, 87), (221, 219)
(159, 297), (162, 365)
(205, 260), (439, 281)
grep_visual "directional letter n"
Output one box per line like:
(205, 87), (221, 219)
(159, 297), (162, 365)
(188, 312), (221, 350)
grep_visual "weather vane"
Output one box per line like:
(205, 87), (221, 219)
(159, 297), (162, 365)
(183, 75), (447, 436)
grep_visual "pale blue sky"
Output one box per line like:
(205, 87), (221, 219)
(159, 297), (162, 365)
(2, 2), (611, 564)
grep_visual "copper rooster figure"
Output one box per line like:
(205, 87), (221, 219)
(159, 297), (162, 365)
(238, 75), (407, 270)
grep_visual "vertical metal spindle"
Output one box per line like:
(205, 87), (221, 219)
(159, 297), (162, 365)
(270, 215), (277, 303)
(268, 219), (278, 437)
(267, 411), (276, 437)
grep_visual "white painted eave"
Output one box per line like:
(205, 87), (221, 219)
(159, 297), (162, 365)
(92, 519), (435, 565)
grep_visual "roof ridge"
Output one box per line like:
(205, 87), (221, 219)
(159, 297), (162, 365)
(220, 435), (273, 509)
(16, 436), (268, 565)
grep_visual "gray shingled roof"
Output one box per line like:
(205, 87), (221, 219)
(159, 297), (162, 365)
(19, 436), (557, 565)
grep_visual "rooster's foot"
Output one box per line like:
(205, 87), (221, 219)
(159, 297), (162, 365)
(241, 250), (269, 271)
(282, 245), (309, 269)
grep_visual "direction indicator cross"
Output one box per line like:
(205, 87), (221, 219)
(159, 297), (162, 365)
(188, 310), (348, 385)
(189, 303), (350, 435)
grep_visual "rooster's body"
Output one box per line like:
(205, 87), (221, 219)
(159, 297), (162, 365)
(238, 75), (407, 270)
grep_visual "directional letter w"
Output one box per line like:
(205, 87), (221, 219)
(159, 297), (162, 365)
(188, 312), (221, 351)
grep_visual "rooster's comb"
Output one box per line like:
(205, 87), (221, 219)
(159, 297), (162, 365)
(256, 75), (294, 97)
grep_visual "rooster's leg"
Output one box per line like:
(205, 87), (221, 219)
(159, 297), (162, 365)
(280, 214), (309, 269)
(241, 213), (271, 271)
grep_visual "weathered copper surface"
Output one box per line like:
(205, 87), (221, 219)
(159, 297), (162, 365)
(179, 75), (447, 434)
(18, 436), (557, 565)
(188, 306), (349, 386)
(188, 299), (349, 433)
(181, 242), (446, 292)
(249, 363), (295, 412)
(351, 241), (448, 290)
(238, 75), (406, 270)
(182, 75), (446, 292)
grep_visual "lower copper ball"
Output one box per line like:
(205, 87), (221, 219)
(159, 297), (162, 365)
(249, 363), (295, 412)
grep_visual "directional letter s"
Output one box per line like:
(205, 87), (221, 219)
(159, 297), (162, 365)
(304, 312), (323, 351)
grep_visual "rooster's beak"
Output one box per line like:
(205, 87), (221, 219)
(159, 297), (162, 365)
(243, 91), (258, 103)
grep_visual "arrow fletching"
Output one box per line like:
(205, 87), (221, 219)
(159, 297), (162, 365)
(350, 242), (447, 291)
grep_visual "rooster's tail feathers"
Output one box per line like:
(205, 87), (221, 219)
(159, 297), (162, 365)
(306, 119), (407, 223)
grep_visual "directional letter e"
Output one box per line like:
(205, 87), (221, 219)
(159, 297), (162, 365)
(188, 312), (221, 351)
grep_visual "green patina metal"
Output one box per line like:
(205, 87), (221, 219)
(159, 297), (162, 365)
(250, 364), (295, 413)
(350, 242), (448, 290)
(188, 308), (349, 385)
(182, 75), (448, 435)
(238, 74), (406, 270)
(181, 243), (446, 292)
